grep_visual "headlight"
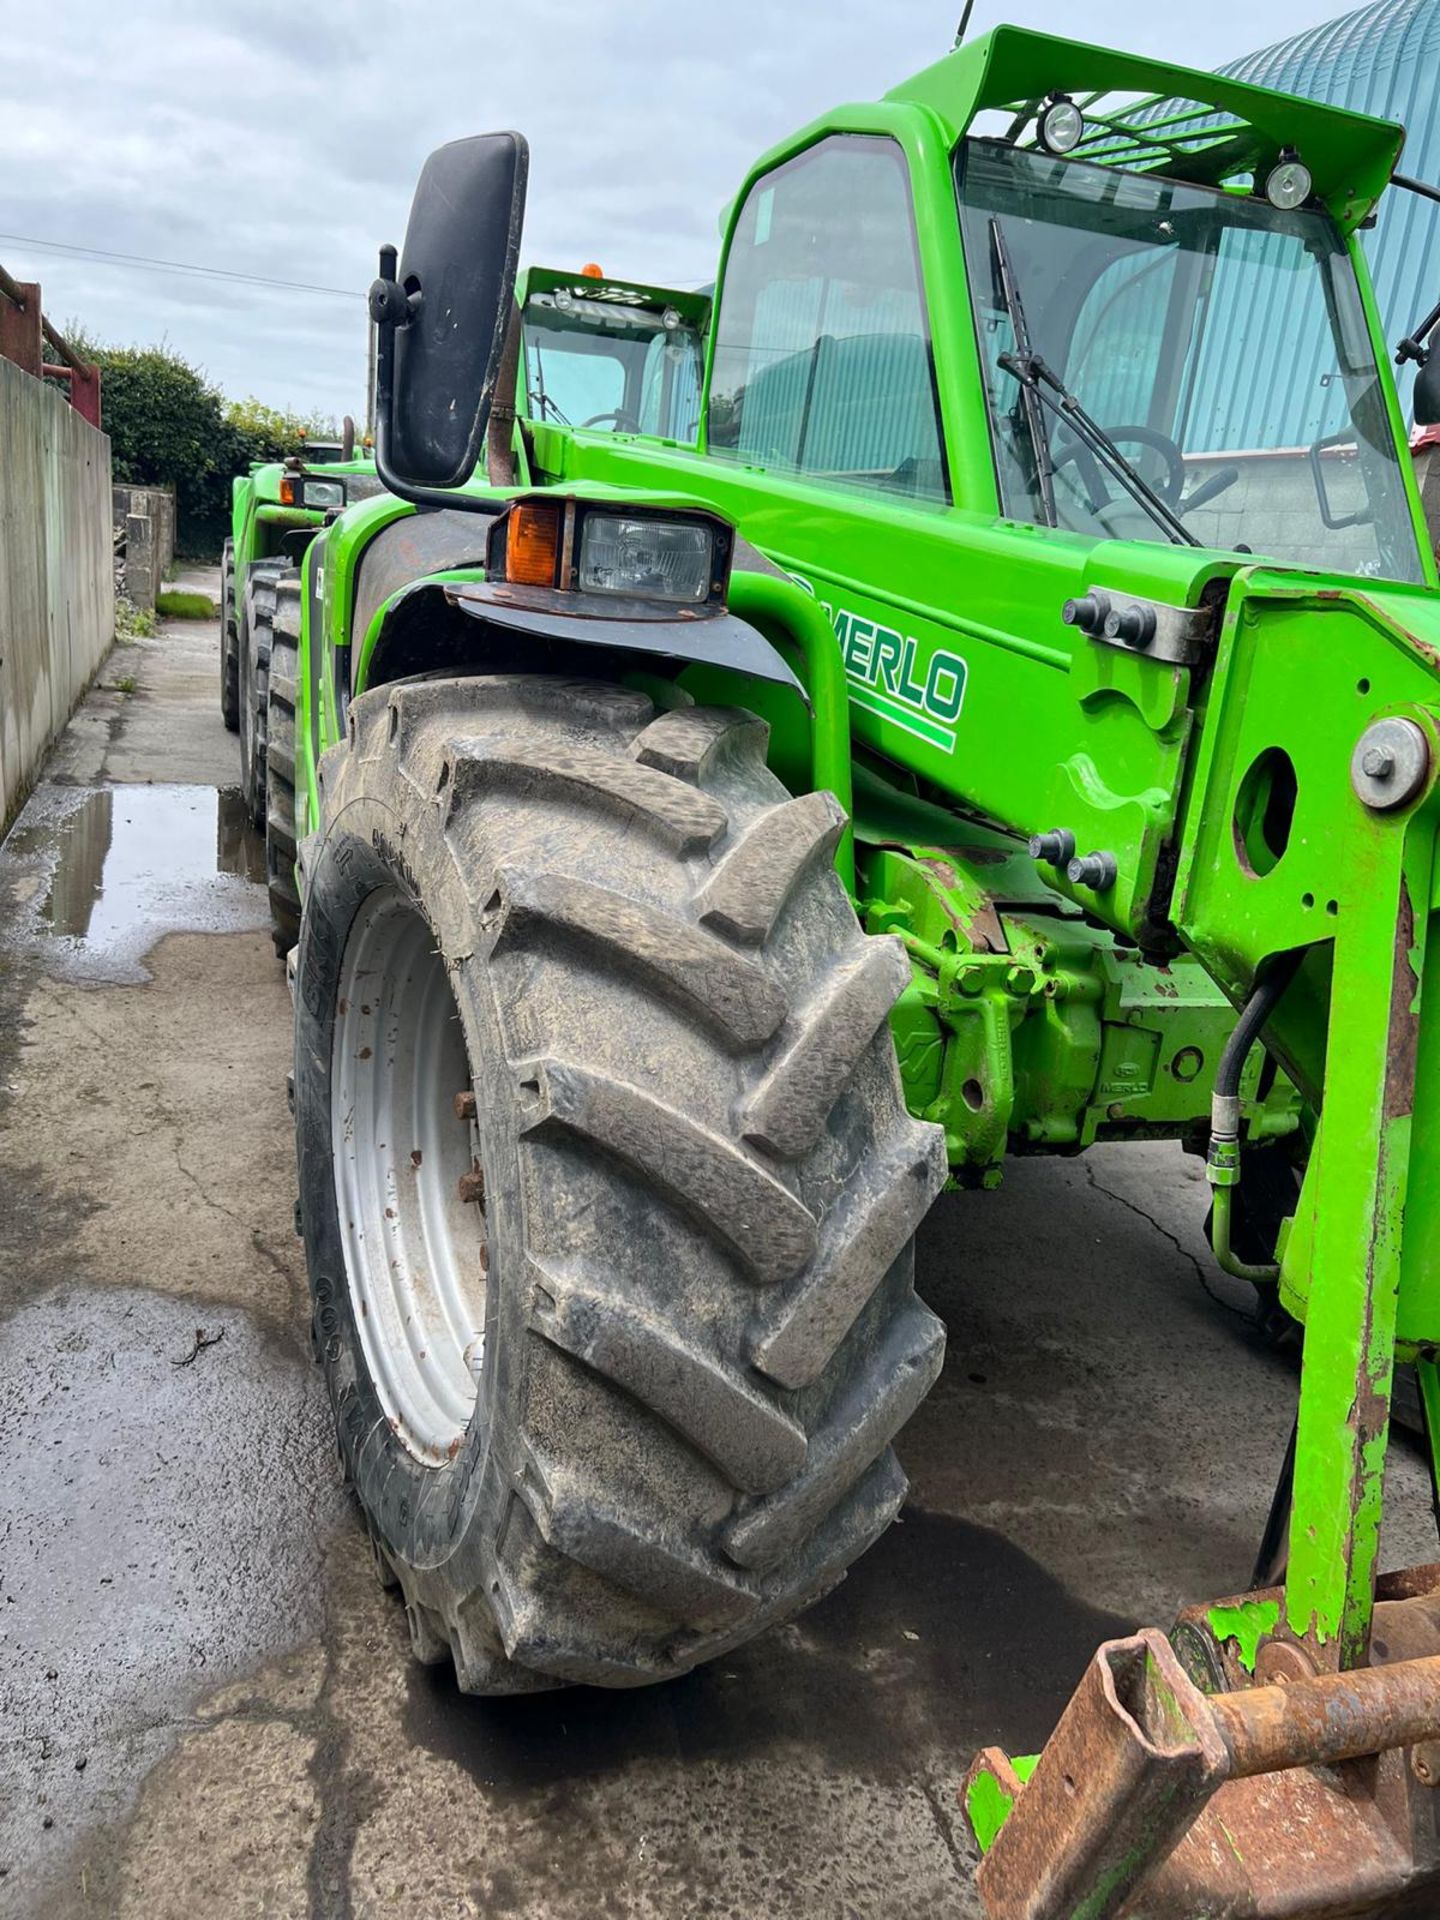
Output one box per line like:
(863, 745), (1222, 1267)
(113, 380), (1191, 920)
(1038, 94), (1084, 156)
(1265, 151), (1312, 211)
(301, 479), (346, 509)
(488, 496), (733, 606)
(577, 514), (714, 603)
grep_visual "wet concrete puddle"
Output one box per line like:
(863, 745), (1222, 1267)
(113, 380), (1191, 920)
(0, 777), (332, 1905)
(1, 784), (269, 986)
(0, 1286), (346, 1905)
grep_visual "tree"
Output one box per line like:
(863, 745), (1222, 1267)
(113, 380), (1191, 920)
(225, 395), (337, 462)
(66, 329), (345, 555)
(80, 342), (225, 550)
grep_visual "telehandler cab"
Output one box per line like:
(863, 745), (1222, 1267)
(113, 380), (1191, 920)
(268, 26), (1440, 1914)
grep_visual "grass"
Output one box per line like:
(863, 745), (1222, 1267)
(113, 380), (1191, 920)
(155, 589), (217, 620)
(108, 674), (137, 695)
(114, 596), (156, 642)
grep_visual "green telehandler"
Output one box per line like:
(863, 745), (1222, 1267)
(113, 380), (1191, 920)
(263, 26), (1440, 1914)
(218, 419), (384, 828)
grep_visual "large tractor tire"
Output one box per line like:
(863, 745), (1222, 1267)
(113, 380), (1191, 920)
(264, 570), (303, 956)
(293, 672), (948, 1692)
(220, 538), (240, 733)
(239, 558), (285, 828)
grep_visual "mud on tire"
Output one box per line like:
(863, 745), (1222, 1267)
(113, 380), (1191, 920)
(220, 538), (239, 732)
(264, 571), (303, 955)
(239, 558), (284, 828)
(294, 673), (947, 1691)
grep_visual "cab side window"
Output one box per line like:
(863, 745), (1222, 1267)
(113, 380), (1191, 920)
(708, 136), (948, 503)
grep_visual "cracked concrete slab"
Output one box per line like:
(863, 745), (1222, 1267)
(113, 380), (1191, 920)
(1, 577), (1436, 1919)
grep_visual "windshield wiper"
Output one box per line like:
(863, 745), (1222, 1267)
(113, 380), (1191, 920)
(989, 218), (1057, 527)
(989, 219), (1199, 548)
(528, 341), (571, 426)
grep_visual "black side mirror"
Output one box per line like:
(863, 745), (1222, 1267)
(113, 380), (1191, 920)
(1416, 352), (1440, 428)
(369, 132), (528, 500)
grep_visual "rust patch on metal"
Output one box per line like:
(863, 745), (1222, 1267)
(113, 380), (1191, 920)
(917, 855), (1009, 955)
(1384, 877), (1420, 1123)
(969, 1584), (1440, 1918)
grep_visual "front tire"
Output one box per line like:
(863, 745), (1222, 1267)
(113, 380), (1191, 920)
(264, 571), (303, 956)
(220, 538), (239, 732)
(239, 559), (283, 828)
(294, 673), (947, 1692)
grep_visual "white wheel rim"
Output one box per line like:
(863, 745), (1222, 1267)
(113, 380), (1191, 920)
(332, 887), (488, 1466)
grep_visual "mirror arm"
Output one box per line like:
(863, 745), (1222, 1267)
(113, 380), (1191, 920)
(485, 306), (522, 488)
(368, 244), (496, 516)
(1393, 172), (1440, 208)
(1396, 302), (1440, 368)
(1391, 181), (1440, 368)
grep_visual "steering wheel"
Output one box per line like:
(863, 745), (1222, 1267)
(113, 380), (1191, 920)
(581, 408), (643, 432)
(1053, 423), (1188, 510)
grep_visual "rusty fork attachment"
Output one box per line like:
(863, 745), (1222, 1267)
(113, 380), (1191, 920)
(964, 1567), (1440, 1918)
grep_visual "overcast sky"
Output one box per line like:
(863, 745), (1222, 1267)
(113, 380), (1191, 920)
(0, 0), (1355, 422)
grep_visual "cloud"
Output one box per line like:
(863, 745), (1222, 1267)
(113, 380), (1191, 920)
(0, 0), (1350, 419)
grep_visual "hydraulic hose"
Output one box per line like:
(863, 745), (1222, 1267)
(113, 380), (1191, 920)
(1207, 957), (1302, 1286)
(1209, 1187), (1281, 1287)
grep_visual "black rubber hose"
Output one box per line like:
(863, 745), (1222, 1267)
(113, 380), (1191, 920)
(1216, 954), (1302, 1102)
(1208, 953), (1305, 1285)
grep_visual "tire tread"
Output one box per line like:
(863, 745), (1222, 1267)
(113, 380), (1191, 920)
(305, 673), (946, 1693)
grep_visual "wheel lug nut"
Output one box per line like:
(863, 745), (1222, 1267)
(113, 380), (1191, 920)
(457, 1167), (485, 1205)
(454, 1090), (477, 1122)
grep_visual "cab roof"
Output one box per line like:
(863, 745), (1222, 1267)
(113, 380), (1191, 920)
(886, 25), (1406, 230)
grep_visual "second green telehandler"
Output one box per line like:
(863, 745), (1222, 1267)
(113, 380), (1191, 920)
(220, 419), (383, 828)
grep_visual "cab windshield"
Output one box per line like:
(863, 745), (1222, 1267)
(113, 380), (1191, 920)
(956, 138), (1424, 584)
(523, 288), (704, 443)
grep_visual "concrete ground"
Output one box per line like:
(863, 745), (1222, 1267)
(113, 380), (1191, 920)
(1, 579), (1435, 1920)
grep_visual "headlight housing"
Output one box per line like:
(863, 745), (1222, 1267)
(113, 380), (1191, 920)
(488, 497), (732, 609)
(578, 514), (713, 604)
(1037, 94), (1084, 156)
(301, 478), (346, 509)
(1264, 151), (1312, 211)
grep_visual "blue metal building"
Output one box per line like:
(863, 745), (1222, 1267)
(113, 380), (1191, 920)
(1222, 0), (1440, 428)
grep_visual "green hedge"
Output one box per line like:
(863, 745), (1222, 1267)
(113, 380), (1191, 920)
(75, 334), (346, 556)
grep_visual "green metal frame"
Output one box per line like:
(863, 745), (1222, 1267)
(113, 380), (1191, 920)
(222, 454), (380, 637)
(287, 25), (1440, 1722)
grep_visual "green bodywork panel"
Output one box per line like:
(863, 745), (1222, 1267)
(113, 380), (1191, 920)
(288, 26), (1440, 1682)
(1205, 1598), (1281, 1676)
(226, 456), (381, 609)
(965, 1752), (1040, 1854)
(859, 841), (1298, 1178)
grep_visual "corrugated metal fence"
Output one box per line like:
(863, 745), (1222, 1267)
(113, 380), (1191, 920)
(1221, 0), (1440, 437)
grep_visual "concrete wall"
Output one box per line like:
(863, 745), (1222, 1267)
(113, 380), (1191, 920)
(1182, 449), (1397, 573)
(112, 484), (175, 609)
(0, 355), (114, 826)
